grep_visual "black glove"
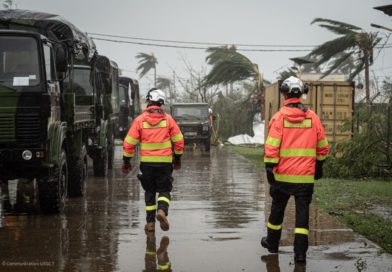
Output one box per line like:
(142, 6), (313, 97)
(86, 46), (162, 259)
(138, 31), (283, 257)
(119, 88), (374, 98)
(173, 155), (182, 170)
(122, 156), (131, 174)
(173, 158), (181, 170)
(265, 163), (277, 185)
(314, 161), (324, 180)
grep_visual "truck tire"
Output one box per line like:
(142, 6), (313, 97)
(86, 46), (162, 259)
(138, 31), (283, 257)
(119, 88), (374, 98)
(38, 150), (68, 213)
(68, 145), (87, 197)
(93, 147), (108, 177)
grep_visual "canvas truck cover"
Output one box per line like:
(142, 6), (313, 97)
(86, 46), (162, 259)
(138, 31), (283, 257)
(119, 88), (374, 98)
(0, 9), (96, 62)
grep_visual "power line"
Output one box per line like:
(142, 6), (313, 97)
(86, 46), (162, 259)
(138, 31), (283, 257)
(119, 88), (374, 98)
(91, 37), (312, 52)
(88, 32), (392, 49)
(88, 32), (317, 48)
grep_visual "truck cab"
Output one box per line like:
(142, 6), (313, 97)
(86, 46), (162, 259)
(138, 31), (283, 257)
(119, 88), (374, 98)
(0, 9), (118, 213)
(171, 103), (211, 151)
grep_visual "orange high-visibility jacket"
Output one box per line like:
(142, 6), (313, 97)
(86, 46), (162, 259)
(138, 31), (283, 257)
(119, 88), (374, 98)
(264, 98), (330, 183)
(123, 105), (184, 163)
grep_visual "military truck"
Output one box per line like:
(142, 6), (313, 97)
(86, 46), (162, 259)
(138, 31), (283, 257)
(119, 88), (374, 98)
(116, 77), (141, 139)
(171, 103), (211, 151)
(0, 10), (117, 213)
(92, 56), (119, 176)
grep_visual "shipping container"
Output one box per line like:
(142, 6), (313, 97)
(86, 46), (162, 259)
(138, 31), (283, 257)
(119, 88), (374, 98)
(264, 77), (355, 146)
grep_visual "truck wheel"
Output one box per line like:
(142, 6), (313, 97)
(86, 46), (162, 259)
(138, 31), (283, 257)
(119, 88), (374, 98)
(108, 135), (114, 170)
(68, 145), (87, 197)
(38, 150), (68, 213)
(93, 147), (108, 177)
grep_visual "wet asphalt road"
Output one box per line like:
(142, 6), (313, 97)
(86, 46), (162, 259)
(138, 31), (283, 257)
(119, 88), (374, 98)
(0, 145), (392, 272)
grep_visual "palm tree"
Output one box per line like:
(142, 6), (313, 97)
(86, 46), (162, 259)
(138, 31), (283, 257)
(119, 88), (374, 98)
(204, 46), (263, 94)
(135, 52), (158, 85)
(204, 46), (265, 133)
(310, 18), (381, 109)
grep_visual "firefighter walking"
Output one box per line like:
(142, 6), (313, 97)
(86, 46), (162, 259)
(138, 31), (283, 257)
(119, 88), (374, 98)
(122, 88), (184, 232)
(262, 76), (330, 263)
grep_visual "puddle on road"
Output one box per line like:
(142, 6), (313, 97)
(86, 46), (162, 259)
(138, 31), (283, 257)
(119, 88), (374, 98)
(0, 146), (391, 271)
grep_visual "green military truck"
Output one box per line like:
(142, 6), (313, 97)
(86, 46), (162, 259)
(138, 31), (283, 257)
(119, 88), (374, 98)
(116, 76), (141, 139)
(171, 103), (212, 151)
(0, 10), (117, 213)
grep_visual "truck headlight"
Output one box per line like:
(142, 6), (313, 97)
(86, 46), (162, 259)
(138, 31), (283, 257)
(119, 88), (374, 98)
(22, 150), (33, 160)
(202, 125), (209, 131)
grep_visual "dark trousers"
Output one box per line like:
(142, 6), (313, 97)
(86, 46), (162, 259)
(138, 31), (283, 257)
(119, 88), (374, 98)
(140, 163), (173, 223)
(267, 184), (312, 254)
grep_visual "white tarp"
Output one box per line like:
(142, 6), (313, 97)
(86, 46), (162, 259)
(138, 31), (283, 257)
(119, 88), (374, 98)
(228, 117), (265, 145)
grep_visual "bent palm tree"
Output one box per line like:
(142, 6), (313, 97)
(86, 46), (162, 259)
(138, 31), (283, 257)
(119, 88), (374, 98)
(204, 46), (264, 129)
(204, 46), (263, 93)
(136, 52), (158, 85)
(310, 18), (381, 109)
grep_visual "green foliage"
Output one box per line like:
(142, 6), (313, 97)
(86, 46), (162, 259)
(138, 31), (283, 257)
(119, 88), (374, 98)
(324, 106), (392, 179)
(314, 179), (392, 253)
(212, 84), (258, 140)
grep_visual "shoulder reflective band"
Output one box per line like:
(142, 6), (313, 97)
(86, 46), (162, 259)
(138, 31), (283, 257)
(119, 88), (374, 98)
(171, 133), (183, 142)
(267, 222), (282, 230)
(125, 135), (139, 145)
(142, 120), (167, 129)
(140, 141), (172, 150)
(317, 138), (329, 148)
(294, 228), (309, 235)
(274, 173), (314, 183)
(266, 136), (281, 147)
(158, 196), (171, 204)
(146, 205), (157, 211)
(280, 148), (316, 157)
(284, 119), (312, 128)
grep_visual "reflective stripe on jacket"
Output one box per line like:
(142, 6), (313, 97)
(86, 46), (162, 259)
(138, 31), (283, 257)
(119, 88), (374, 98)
(264, 98), (330, 183)
(123, 105), (184, 163)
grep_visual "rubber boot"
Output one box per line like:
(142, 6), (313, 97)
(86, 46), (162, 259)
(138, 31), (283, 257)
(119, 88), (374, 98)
(261, 229), (281, 253)
(294, 234), (308, 263)
(156, 209), (170, 231)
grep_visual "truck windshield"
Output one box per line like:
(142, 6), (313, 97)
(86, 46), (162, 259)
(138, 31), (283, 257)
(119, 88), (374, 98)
(173, 106), (209, 118)
(0, 36), (40, 87)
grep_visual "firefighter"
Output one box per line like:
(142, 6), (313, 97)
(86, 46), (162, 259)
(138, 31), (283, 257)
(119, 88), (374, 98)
(122, 88), (184, 232)
(261, 76), (330, 263)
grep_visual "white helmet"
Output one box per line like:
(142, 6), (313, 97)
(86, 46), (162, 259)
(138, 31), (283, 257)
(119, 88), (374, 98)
(280, 76), (307, 94)
(146, 88), (165, 105)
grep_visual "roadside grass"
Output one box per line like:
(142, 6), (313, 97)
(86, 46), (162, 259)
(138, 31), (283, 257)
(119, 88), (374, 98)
(230, 145), (392, 254)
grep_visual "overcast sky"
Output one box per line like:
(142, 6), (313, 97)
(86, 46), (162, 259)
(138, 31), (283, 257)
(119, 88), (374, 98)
(13, 0), (392, 94)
